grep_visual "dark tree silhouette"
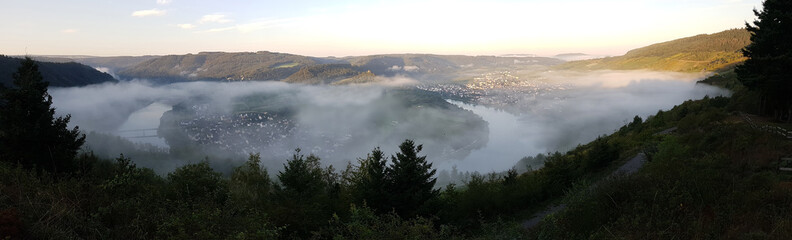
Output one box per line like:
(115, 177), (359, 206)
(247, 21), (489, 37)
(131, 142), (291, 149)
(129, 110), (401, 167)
(0, 57), (85, 173)
(166, 161), (227, 206)
(736, 0), (792, 121)
(348, 147), (390, 212)
(230, 153), (272, 208)
(275, 149), (336, 238)
(277, 149), (327, 198)
(386, 139), (438, 218)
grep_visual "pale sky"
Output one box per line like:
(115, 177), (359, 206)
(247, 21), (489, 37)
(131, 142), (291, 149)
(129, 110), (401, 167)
(0, 0), (763, 57)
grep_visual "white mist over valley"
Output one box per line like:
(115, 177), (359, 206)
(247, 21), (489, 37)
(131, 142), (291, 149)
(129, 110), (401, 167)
(49, 70), (728, 176)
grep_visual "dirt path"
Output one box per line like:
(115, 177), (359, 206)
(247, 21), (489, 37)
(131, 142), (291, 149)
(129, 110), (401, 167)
(521, 153), (647, 229)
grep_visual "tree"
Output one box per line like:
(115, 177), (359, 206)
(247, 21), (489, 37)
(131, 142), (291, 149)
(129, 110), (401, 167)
(166, 161), (227, 205)
(277, 149), (327, 198)
(0, 57), (85, 173)
(230, 153), (272, 208)
(274, 149), (337, 238)
(347, 147), (390, 213)
(583, 137), (619, 170)
(386, 139), (439, 218)
(736, 0), (792, 121)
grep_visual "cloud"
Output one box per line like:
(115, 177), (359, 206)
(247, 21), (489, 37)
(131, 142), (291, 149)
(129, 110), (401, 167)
(199, 14), (232, 24)
(61, 29), (78, 34)
(540, 70), (706, 88)
(176, 23), (196, 29)
(156, 0), (172, 5)
(131, 9), (166, 17)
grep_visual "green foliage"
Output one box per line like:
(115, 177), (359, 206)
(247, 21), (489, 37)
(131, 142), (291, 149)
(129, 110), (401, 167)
(346, 147), (390, 213)
(0, 162), (102, 239)
(697, 67), (744, 91)
(278, 149), (331, 198)
(529, 92), (792, 239)
(158, 159), (280, 239)
(320, 204), (454, 240)
(275, 149), (342, 238)
(96, 155), (165, 238)
(736, 0), (792, 121)
(5, 76), (792, 239)
(229, 153), (272, 209)
(0, 57), (86, 174)
(514, 153), (546, 173)
(387, 139), (439, 218)
(166, 161), (228, 205)
(582, 137), (619, 170)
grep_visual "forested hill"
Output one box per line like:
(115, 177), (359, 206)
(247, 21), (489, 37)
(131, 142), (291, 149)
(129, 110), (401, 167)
(117, 51), (335, 82)
(116, 51), (563, 83)
(0, 55), (117, 87)
(557, 28), (750, 72)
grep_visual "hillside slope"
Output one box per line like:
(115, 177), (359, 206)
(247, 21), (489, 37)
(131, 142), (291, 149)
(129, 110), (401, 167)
(75, 56), (160, 73)
(118, 51), (333, 81)
(30, 55), (159, 74)
(557, 29), (750, 72)
(118, 52), (563, 83)
(0, 55), (117, 87)
(283, 64), (365, 84)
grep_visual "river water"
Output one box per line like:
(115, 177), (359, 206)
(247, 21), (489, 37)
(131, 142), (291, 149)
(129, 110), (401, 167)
(440, 80), (729, 173)
(51, 77), (729, 174)
(116, 102), (171, 148)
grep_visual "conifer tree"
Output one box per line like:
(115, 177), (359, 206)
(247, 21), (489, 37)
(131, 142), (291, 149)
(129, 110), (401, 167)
(0, 57), (85, 173)
(386, 139), (438, 218)
(349, 147), (389, 212)
(230, 153), (272, 208)
(278, 149), (327, 197)
(736, 0), (792, 121)
(275, 149), (335, 238)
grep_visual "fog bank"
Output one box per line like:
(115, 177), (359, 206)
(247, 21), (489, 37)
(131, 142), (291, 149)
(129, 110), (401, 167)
(49, 71), (728, 174)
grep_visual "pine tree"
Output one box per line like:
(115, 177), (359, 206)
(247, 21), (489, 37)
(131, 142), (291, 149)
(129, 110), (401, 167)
(230, 153), (272, 208)
(348, 147), (390, 212)
(736, 0), (792, 121)
(386, 139), (438, 218)
(0, 57), (85, 173)
(274, 149), (335, 238)
(277, 149), (327, 197)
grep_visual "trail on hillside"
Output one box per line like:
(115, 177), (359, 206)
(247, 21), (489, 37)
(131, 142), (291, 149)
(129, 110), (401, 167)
(521, 153), (648, 229)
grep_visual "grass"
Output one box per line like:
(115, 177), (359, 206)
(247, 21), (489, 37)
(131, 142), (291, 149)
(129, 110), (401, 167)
(272, 62), (300, 69)
(523, 94), (792, 239)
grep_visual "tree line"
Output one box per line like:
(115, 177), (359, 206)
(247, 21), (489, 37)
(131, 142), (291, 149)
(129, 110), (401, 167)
(1, 58), (627, 239)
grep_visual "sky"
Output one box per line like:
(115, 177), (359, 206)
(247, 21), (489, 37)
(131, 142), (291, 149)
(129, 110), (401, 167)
(0, 0), (763, 57)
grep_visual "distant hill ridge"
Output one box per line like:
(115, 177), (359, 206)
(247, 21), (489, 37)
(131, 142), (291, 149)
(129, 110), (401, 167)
(556, 28), (750, 72)
(66, 28), (753, 84)
(0, 55), (116, 87)
(116, 52), (562, 84)
(118, 51), (333, 82)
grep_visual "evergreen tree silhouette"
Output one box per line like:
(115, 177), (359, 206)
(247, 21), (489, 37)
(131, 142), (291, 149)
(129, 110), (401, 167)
(386, 139), (438, 218)
(349, 147), (390, 213)
(0, 57), (85, 173)
(736, 0), (792, 121)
